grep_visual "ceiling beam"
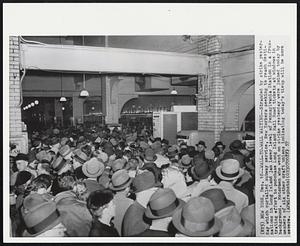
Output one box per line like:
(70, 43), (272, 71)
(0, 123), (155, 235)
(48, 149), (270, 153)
(20, 44), (208, 76)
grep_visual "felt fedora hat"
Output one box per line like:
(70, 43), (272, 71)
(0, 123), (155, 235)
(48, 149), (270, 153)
(167, 146), (178, 158)
(51, 156), (67, 173)
(229, 140), (244, 151)
(178, 154), (192, 169)
(215, 158), (244, 181)
(140, 162), (163, 187)
(21, 194), (61, 237)
(172, 197), (222, 237)
(82, 157), (105, 178)
(189, 159), (213, 181)
(111, 158), (126, 172)
(144, 148), (157, 162)
(109, 169), (132, 191)
(130, 171), (156, 193)
(58, 145), (71, 158)
(15, 153), (29, 162)
(145, 188), (185, 219)
(200, 188), (235, 213)
(73, 149), (88, 164)
(196, 140), (206, 148)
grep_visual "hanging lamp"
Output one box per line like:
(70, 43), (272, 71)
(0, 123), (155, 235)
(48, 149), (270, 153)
(79, 73), (89, 97)
(170, 87), (178, 95)
(59, 73), (67, 102)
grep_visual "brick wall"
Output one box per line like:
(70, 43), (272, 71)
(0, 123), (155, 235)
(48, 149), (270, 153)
(197, 36), (224, 142)
(9, 36), (27, 152)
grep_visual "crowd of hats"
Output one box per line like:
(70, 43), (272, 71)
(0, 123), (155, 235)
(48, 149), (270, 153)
(9, 123), (255, 237)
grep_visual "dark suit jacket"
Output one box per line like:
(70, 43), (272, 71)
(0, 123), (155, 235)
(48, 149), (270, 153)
(89, 218), (119, 237)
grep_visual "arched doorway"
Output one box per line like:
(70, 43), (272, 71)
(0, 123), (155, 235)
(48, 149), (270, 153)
(240, 107), (255, 131)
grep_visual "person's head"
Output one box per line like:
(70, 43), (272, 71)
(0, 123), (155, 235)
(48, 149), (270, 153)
(56, 173), (76, 192)
(109, 169), (132, 192)
(212, 146), (221, 158)
(15, 171), (33, 194)
(214, 141), (226, 154)
(196, 141), (206, 153)
(15, 153), (29, 172)
(145, 188), (185, 220)
(22, 193), (66, 237)
(215, 158), (244, 183)
(87, 189), (115, 220)
(172, 197), (222, 237)
(37, 163), (51, 176)
(28, 174), (53, 195)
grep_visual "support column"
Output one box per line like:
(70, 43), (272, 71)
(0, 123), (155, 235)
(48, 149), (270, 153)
(9, 36), (28, 153)
(197, 37), (225, 143)
(72, 95), (84, 125)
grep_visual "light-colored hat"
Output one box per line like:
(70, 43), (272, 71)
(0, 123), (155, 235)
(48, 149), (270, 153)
(218, 206), (254, 237)
(215, 158), (244, 181)
(82, 157), (105, 178)
(172, 197), (222, 237)
(108, 169), (132, 191)
(111, 158), (126, 172)
(73, 149), (88, 164)
(145, 188), (185, 219)
(94, 151), (108, 163)
(204, 150), (215, 160)
(58, 145), (71, 158)
(178, 154), (192, 168)
(144, 148), (157, 162)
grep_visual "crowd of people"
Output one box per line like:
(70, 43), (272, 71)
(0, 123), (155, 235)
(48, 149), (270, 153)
(9, 124), (256, 237)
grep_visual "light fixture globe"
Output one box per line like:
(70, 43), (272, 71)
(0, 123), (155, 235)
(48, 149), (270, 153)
(34, 100), (39, 105)
(170, 88), (178, 95)
(79, 89), (89, 98)
(31, 102), (35, 107)
(59, 96), (67, 102)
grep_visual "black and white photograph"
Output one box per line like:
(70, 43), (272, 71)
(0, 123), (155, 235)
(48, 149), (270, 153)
(3, 3), (296, 243)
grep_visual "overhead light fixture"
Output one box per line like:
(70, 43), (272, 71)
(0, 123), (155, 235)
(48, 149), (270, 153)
(34, 100), (39, 105)
(30, 102), (35, 107)
(170, 88), (178, 95)
(28, 104), (32, 108)
(59, 73), (67, 102)
(59, 97), (67, 102)
(79, 73), (89, 98)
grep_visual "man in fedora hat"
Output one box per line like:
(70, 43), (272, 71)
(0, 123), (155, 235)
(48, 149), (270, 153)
(11, 153), (37, 186)
(72, 148), (89, 180)
(187, 157), (216, 198)
(136, 188), (185, 237)
(109, 169), (134, 236)
(21, 193), (67, 237)
(172, 197), (222, 237)
(143, 148), (157, 164)
(53, 174), (93, 237)
(87, 189), (119, 237)
(214, 158), (249, 213)
(122, 171), (158, 236)
(196, 140), (207, 154)
(82, 157), (105, 194)
(199, 188), (252, 236)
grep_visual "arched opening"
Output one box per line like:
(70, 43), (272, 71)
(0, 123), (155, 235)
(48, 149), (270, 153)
(240, 107), (255, 131)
